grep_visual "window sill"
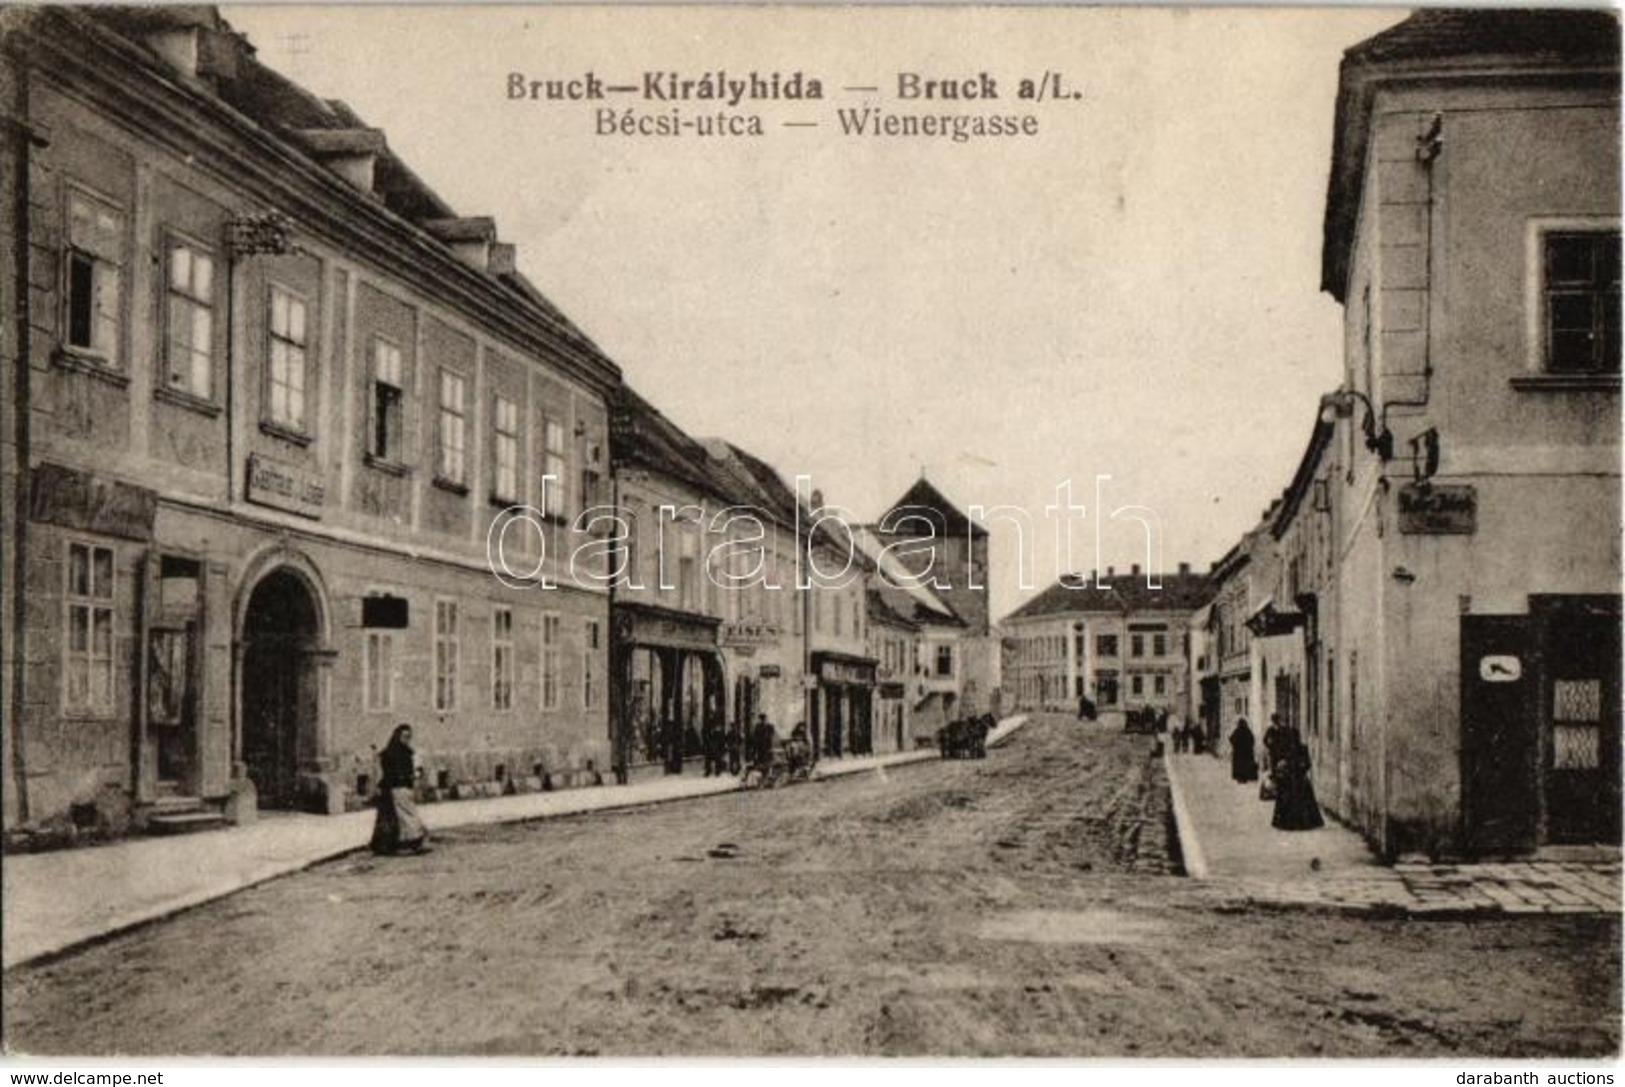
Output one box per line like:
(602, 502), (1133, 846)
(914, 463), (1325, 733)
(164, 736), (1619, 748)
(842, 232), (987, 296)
(432, 476), (470, 497)
(52, 347), (129, 388)
(364, 452), (412, 478)
(260, 420), (313, 447)
(489, 494), (522, 510)
(154, 385), (222, 417)
(1510, 374), (1621, 392)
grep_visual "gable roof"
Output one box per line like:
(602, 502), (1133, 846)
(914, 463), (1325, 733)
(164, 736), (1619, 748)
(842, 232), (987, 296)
(1004, 570), (1213, 623)
(877, 477), (988, 539)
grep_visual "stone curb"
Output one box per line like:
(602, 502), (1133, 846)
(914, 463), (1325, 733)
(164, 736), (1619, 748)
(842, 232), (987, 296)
(1161, 745), (1210, 879)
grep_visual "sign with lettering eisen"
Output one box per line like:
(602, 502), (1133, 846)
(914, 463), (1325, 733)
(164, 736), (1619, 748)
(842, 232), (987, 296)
(720, 622), (780, 648)
(246, 454), (326, 518)
(1398, 483), (1476, 535)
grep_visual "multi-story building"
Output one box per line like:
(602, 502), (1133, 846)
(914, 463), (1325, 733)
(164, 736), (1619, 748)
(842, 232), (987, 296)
(1002, 565), (1212, 725)
(1, 8), (622, 831)
(1313, 9), (1619, 857)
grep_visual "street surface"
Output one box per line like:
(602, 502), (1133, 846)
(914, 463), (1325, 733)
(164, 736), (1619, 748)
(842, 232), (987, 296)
(4, 716), (1618, 1057)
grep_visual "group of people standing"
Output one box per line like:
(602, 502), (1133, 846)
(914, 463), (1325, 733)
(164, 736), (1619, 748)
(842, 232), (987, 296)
(1227, 713), (1324, 831)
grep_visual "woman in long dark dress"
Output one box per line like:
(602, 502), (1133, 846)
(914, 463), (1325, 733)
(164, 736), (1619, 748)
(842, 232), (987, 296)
(1229, 718), (1259, 783)
(1271, 733), (1325, 831)
(371, 724), (429, 855)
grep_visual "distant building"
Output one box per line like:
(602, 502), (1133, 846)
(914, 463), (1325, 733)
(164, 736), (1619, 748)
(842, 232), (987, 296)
(1002, 565), (1212, 725)
(1311, 10), (1620, 856)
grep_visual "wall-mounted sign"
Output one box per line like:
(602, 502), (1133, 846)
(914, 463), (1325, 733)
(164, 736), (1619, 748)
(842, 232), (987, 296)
(758, 664), (782, 679)
(246, 454), (326, 518)
(720, 622), (780, 648)
(29, 462), (157, 541)
(1479, 655), (1522, 683)
(1398, 483), (1475, 535)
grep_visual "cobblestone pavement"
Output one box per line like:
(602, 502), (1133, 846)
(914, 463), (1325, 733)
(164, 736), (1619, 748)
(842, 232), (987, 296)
(1165, 745), (1622, 916)
(5, 715), (1618, 1057)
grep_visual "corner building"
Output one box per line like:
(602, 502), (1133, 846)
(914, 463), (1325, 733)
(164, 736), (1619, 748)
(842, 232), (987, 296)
(1, 8), (620, 828)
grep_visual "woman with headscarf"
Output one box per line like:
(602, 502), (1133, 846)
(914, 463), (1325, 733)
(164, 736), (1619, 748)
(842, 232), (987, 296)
(371, 724), (430, 855)
(1229, 717), (1259, 783)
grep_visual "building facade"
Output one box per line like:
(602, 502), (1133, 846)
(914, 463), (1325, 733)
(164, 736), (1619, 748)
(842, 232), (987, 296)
(2, 8), (621, 830)
(1315, 10), (1620, 856)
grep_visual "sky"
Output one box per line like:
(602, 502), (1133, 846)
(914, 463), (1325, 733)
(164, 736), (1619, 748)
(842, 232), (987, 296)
(223, 4), (1405, 621)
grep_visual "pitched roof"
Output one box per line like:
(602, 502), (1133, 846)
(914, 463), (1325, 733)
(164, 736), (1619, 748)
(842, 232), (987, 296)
(877, 477), (988, 539)
(1004, 570), (1213, 623)
(1271, 395), (1339, 540)
(612, 386), (741, 504)
(1322, 8), (1621, 301)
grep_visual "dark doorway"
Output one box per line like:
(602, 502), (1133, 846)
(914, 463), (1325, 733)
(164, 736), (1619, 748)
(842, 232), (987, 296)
(1537, 597), (1622, 845)
(1461, 615), (1538, 855)
(241, 569), (320, 809)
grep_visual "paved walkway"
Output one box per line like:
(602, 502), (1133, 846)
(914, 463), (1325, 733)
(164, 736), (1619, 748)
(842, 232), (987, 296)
(1165, 747), (1621, 916)
(1, 715), (1028, 969)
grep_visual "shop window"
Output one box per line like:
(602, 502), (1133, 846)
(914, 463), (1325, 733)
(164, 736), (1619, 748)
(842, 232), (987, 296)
(434, 599), (458, 711)
(369, 338), (404, 463)
(266, 286), (309, 434)
(64, 190), (125, 368)
(1543, 230), (1620, 374)
(65, 542), (115, 715)
(436, 369), (468, 488)
(541, 613), (561, 711)
(492, 395), (519, 503)
(163, 239), (214, 400)
(491, 606), (514, 711)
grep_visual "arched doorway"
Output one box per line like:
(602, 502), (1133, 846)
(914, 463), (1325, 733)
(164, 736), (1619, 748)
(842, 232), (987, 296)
(241, 568), (321, 808)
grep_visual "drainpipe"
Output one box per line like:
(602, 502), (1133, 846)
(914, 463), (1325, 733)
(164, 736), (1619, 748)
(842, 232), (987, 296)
(5, 42), (43, 825)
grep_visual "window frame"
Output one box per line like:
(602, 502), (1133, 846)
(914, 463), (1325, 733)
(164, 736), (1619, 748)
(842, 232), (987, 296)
(364, 629), (395, 713)
(1522, 218), (1623, 386)
(434, 597), (459, 712)
(63, 540), (117, 717)
(540, 612), (561, 712)
(584, 618), (600, 711)
(160, 231), (217, 406)
(367, 336), (407, 468)
(541, 415), (568, 521)
(263, 283), (312, 440)
(61, 185), (127, 373)
(491, 394), (520, 505)
(435, 367), (469, 491)
(491, 605), (515, 712)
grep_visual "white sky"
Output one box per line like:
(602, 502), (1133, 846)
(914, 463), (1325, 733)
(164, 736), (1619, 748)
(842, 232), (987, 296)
(223, 4), (1405, 620)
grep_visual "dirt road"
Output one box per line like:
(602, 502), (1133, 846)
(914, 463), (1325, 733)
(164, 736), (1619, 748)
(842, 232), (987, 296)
(4, 716), (1618, 1056)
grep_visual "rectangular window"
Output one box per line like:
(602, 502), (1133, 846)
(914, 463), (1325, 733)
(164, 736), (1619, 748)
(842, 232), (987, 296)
(434, 599), (459, 712)
(542, 417), (567, 519)
(1545, 230), (1621, 374)
(584, 619), (600, 710)
(1154, 675), (1167, 696)
(492, 395), (519, 503)
(370, 338), (404, 462)
(541, 613), (561, 711)
(267, 286), (308, 432)
(164, 239), (214, 399)
(935, 644), (953, 678)
(492, 607), (514, 711)
(65, 542), (116, 715)
(1131, 634), (1145, 658)
(437, 369), (467, 486)
(1131, 674), (1144, 697)
(65, 190), (124, 366)
(365, 630), (394, 711)
(1153, 634), (1167, 657)
(1097, 634), (1118, 658)
(581, 436), (604, 517)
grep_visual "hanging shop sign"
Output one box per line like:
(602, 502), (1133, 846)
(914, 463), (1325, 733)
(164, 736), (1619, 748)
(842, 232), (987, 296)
(1398, 483), (1476, 535)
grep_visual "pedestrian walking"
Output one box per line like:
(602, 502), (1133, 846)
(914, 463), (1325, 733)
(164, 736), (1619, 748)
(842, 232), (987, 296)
(702, 717), (726, 777)
(1260, 713), (1291, 800)
(370, 724), (429, 855)
(1229, 717), (1259, 782)
(1272, 732), (1325, 831)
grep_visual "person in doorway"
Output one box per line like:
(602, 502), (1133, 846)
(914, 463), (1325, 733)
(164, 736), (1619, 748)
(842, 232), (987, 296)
(1272, 731), (1325, 831)
(701, 717), (726, 777)
(370, 724), (429, 855)
(749, 713), (777, 773)
(1229, 717), (1259, 783)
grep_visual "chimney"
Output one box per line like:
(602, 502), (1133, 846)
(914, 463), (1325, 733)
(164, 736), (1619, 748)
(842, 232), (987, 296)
(1178, 562), (1191, 576)
(489, 242), (518, 276)
(291, 129), (387, 194)
(1131, 563), (1141, 577)
(1105, 566), (1115, 579)
(423, 217), (497, 272)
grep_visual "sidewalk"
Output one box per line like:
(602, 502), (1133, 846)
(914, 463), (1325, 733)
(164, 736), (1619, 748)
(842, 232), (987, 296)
(2, 715), (1027, 970)
(1165, 748), (1621, 916)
